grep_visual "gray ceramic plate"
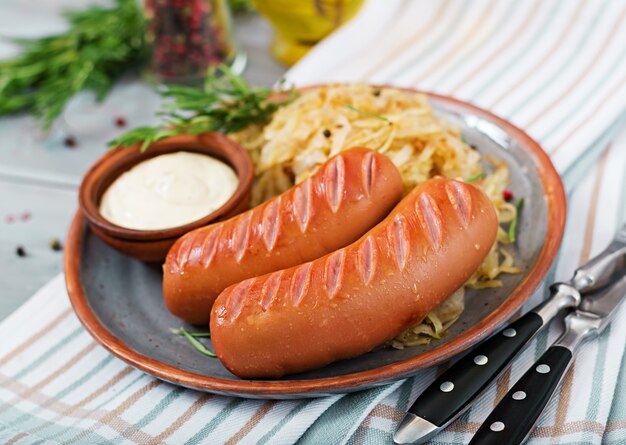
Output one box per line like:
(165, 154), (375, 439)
(65, 92), (566, 399)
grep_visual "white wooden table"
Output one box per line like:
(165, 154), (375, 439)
(0, 3), (286, 320)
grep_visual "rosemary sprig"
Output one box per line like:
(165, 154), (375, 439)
(171, 327), (217, 358)
(0, 0), (148, 129)
(508, 198), (525, 243)
(110, 66), (299, 151)
(464, 172), (485, 183)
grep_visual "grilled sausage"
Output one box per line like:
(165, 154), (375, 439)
(210, 177), (498, 378)
(163, 147), (404, 324)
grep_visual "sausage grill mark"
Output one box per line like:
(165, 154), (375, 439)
(262, 197), (281, 252)
(186, 230), (207, 265)
(324, 155), (345, 213)
(361, 151), (375, 199)
(445, 181), (472, 228)
(291, 263), (313, 306)
(417, 193), (443, 251)
(201, 226), (222, 268)
(388, 214), (409, 271)
(324, 250), (346, 300)
(293, 179), (312, 233)
(175, 233), (195, 269)
(202, 224), (223, 269)
(260, 270), (283, 311)
(226, 279), (254, 322)
(358, 236), (377, 285)
(234, 212), (252, 263)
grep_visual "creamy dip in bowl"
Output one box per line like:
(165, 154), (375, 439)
(99, 152), (239, 231)
(78, 132), (253, 262)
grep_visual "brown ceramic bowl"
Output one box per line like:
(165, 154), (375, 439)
(79, 132), (254, 263)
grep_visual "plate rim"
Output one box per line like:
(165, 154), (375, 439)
(64, 91), (567, 397)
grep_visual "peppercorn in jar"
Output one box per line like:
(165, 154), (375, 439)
(145, 0), (238, 83)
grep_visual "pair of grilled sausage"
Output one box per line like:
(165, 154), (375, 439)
(163, 148), (498, 378)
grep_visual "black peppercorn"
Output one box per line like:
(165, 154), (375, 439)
(115, 116), (127, 127)
(64, 136), (77, 148)
(16, 246), (26, 257)
(372, 89), (381, 97)
(322, 129), (331, 138)
(50, 238), (63, 251)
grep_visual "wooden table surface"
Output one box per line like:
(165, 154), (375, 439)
(0, 4), (286, 321)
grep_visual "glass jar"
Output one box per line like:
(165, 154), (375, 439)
(145, 0), (239, 84)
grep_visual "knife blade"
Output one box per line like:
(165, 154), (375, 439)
(468, 273), (626, 445)
(394, 223), (626, 445)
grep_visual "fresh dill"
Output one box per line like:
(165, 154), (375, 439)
(508, 198), (525, 243)
(344, 104), (389, 122)
(171, 327), (217, 358)
(464, 172), (485, 183)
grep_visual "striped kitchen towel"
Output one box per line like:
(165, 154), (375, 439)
(2, 0), (626, 443)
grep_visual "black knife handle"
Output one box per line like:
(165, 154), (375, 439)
(469, 345), (573, 445)
(408, 311), (543, 427)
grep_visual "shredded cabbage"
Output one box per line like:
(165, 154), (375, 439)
(233, 84), (481, 204)
(391, 287), (465, 348)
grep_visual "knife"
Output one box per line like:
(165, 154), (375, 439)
(468, 271), (626, 445)
(394, 223), (626, 445)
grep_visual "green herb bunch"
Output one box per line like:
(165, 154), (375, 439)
(0, 0), (148, 129)
(110, 66), (298, 151)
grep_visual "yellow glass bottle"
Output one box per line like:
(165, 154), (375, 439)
(252, 0), (365, 66)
